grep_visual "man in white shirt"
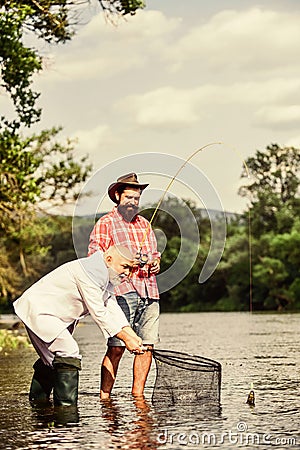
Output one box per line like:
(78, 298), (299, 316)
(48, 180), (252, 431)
(13, 245), (145, 406)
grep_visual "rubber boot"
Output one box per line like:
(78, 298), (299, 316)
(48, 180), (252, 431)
(29, 359), (54, 404)
(52, 356), (81, 406)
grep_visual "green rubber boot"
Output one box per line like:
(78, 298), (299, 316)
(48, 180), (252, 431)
(29, 359), (54, 404)
(53, 356), (81, 406)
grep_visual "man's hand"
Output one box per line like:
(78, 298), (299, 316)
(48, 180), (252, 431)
(149, 258), (160, 274)
(116, 327), (146, 354)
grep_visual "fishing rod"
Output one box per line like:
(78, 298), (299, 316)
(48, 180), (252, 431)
(136, 141), (251, 264)
(135, 141), (223, 266)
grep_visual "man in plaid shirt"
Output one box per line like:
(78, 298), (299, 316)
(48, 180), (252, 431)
(88, 173), (160, 399)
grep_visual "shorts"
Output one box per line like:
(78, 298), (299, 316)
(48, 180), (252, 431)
(108, 291), (160, 347)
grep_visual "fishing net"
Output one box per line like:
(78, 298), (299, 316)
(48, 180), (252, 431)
(152, 349), (221, 407)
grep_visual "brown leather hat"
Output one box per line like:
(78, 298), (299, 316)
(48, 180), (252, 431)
(108, 173), (149, 203)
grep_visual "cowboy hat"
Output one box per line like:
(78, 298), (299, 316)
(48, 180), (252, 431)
(108, 173), (149, 203)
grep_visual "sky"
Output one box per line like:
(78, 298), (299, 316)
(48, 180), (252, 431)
(3, 0), (300, 216)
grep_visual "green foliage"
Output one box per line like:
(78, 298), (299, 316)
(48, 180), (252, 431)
(0, 329), (30, 352)
(0, 125), (91, 222)
(217, 223), (251, 311)
(0, 249), (21, 307)
(0, 4), (42, 126)
(239, 144), (300, 236)
(237, 144), (300, 310)
(1, 1), (76, 43)
(99, 0), (145, 17)
(0, 214), (80, 308)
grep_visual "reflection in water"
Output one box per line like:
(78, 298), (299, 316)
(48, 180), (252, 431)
(53, 405), (80, 427)
(101, 395), (159, 449)
(21, 404), (80, 449)
(154, 401), (223, 433)
(30, 401), (80, 428)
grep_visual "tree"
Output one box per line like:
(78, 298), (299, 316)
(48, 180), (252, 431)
(237, 144), (300, 310)
(239, 144), (300, 236)
(0, 125), (91, 303)
(216, 219), (252, 311)
(98, 0), (145, 19)
(1, 1), (147, 127)
(0, 1), (85, 128)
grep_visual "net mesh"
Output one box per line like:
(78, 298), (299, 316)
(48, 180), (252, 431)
(152, 349), (221, 407)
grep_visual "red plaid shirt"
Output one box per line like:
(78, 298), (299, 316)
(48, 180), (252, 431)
(88, 207), (160, 299)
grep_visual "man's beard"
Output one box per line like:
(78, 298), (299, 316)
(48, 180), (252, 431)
(108, 268), (127, 286)
(117, 204), (138, 222)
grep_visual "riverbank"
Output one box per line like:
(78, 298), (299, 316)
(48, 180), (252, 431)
(0, 315), (30, 352)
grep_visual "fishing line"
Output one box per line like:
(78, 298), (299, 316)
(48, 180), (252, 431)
(215, 142), (253, 314)
(248, 207), (253, 313)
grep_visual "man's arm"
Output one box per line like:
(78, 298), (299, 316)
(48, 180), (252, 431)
(115, 327), (145, 353)
(76, 267), (145, 352)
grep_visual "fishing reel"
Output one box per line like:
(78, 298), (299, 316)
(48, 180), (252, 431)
(135, 250), (149, 267)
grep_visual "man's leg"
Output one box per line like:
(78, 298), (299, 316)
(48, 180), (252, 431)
(26, 326), (81, 406)
(26, 327), (55, 403)
(29, 358), (54, 403)
(52, 356), (81, 406)
(48, 328), (82, 406)
(100, 292), (138, 399)
(100, 346), (125, 399)
(132, 298), (159, 396)
(132, 345), (153, 396)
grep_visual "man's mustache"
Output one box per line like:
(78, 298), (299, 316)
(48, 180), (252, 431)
(117, 204), (139, 221)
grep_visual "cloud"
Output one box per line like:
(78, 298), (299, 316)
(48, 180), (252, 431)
(116, 86), (202, 129)
(37, 6), (300, 94)
(38, 10), (181, 82)
(166, 8), (300, 73)
(72, 124), (117, 156)
(255, 105), (300, 129)
(80, 8), (180, 40)
(116, 78), (300, 129)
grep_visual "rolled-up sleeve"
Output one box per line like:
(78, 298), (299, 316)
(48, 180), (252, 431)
(76, 274), (129, 339)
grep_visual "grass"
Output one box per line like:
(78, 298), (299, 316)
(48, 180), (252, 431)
(0, 329), (30, 353)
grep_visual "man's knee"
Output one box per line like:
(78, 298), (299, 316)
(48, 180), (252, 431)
(106, 346), (125, 359)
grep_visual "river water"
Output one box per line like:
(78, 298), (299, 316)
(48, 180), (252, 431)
(0, 312), (299, 449)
